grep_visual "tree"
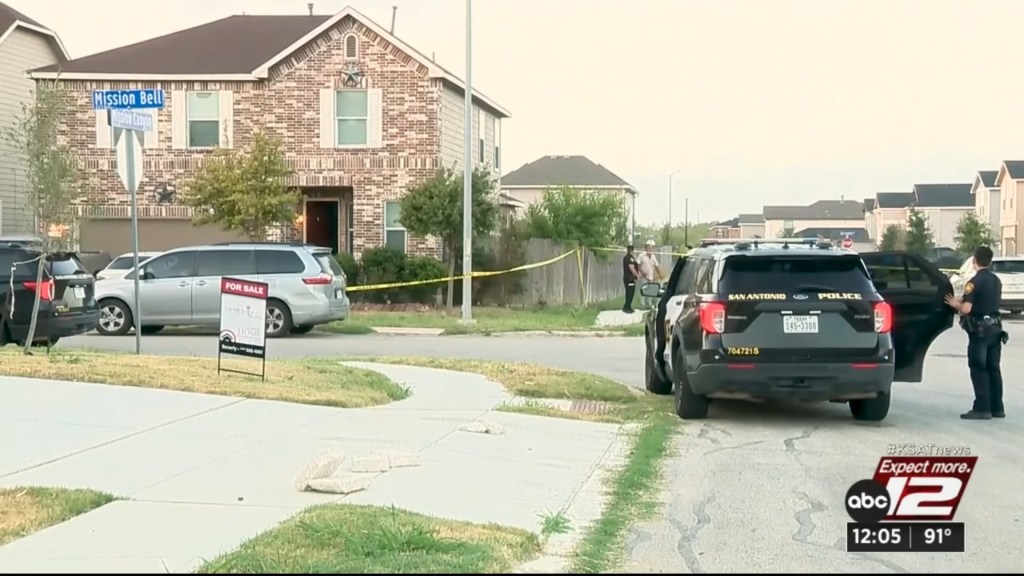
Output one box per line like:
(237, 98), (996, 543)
(2, 79), (81, 354)
(879, 225), (904, 251)
(904, 207), (935, 256)
(182, 127), (300, 240)
(398, 164), (499, 308)
(954, 212), (995, 255)
(778, 227), (795, 238)
(525, 185), (628, 251)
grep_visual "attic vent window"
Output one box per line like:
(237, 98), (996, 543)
(344, 34), (358, 60)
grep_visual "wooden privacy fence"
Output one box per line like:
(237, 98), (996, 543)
(478, 239), (678, 307)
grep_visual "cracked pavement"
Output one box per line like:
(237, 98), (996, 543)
(65, 321), (1024, 573)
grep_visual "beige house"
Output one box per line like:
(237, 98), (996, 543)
(499, 155), (638, 237)
(762, 200), (864, 239)
(26, 6), (508, 256)
(870, 192), (914, 241)
(909, 183), (973, 248)
(737, 213), (765, 238)
(971, 170), (1000, 239)
(995, 160), (1024, 256)
(0, 2), (69, 235)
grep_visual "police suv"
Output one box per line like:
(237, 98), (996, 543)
(640, 238), (955, 422)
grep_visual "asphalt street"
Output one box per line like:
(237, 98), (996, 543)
(63, 323), (1024, 573)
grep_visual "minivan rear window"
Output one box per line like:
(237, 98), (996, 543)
(719, 255), (875, 293)
(992, 260), (1024, 274)
(314, 252), (345, 277)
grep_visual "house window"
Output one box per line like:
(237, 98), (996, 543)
(384, 201), (406, 252)
(344, 34), (358, 60)
(783, 220), (794, 232)
(493, 119), (501, 168)
(187, 91), (220, 148)
(335, 90), (368, 146)
(477, 108), (485, 163)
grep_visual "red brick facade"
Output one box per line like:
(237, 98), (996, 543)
(46, 15), (503, 257)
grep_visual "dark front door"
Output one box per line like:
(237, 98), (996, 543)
(306, 201), (340, 254)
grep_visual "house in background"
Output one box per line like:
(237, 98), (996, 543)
(870, 192), (914, 241)
(0, 2), (69, 236)
(709, 217), (740, 238)
(500, 155), (638, 236)
(995, 160), (1024, 256)
(972, 170), (1000, 239)
(737, 213), (765, 238)
(910, 183), (973, 248)
(27, 6), (509, 257)
(761, 199), (864, 239)
(862, 198), (876, 240)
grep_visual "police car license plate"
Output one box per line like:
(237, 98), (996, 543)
(783, 315), (818, 334)
(73, 286), (85, 299)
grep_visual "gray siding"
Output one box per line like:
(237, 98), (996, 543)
(0, 27), (62, 235)
(438, 83), (501, 183)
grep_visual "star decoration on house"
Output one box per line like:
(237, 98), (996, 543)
(341, 63), (363, 88)
(153, 182), (176, 204)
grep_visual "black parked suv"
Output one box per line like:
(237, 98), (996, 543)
(0, 246), (99, 346)
(640, 238), (955, 422)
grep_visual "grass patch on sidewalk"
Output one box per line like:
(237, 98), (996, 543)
(0, 348), (408, 408)
(197, 503), (541, 574)
(319, 298), (642, 336)
(0, 487), (116, 546)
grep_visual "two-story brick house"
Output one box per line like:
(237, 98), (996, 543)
(28, 6), (509, 256)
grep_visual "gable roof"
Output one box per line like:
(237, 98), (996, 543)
(863, 197), (875, 211)
(911, 183), (973, 208)
(876, 191), (914, 209)
(762, 200), (864, 220)
(977, 170), (998, 189)
(500, 155), (636, 190)
(737, 213), (763, 224)
(995, 160), (1024, 186)
(27, 5), (508, 117)
(0, 2), (69, 60)
(794, 227), (871, 243)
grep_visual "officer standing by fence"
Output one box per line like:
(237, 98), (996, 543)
(944, 246), (1007, 420)
(622, 245), (639, 314)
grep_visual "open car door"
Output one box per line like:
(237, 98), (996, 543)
(859, 251), (956, 382)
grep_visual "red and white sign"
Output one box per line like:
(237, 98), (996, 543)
(872, 456), (977, 521)
(842, 236), (853, 249)
(221, 278), (268, 299)
(219, 277), (269, 359)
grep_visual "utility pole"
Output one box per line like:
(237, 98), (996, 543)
(668, 170), (680, 245)
(460, 0), (474, 323)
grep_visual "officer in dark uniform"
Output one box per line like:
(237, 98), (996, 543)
(622, 245), (639, 314)
(944, 246), (1007, 420)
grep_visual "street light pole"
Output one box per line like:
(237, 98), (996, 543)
(460, 0), (474, 323)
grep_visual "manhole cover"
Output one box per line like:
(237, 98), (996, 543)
(569, 400), (616, 415)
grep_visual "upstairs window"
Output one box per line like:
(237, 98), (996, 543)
(335, 90), (368, 146)
(344, 34), (358, 60)
(187, 91), (220, 148)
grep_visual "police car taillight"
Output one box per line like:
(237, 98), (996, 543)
(873, 301), (893, 333)
(699, 302), (726, 334)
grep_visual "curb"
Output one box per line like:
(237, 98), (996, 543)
(369, 327), (446, 335)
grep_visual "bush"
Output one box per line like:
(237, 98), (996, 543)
(355, 247), (445, 305)
(335, 252), (360, 286)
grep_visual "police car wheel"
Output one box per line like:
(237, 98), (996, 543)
(849, 391), (890, 422)
(672, 348), (709, 419)
(645, 343), (672, 395)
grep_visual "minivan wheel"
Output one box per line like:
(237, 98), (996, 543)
(97, 299), (132, 336)
(850, 391), (891, 422)
(265, 300), (293, 338)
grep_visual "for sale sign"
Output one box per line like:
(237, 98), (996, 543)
(218, 277), (268, 361)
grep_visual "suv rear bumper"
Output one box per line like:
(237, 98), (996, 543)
(6, 310), (99, 342)
(688, 362), (894, 401)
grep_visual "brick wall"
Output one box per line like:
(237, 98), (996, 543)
(48, 18), (455, 258)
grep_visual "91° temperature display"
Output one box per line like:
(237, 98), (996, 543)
(847, 522), (965, 552)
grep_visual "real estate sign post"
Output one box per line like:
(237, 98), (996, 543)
(217, 277), (268, 381)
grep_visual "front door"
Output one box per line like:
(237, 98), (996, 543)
(137, 250), (197, 324)
(860, 251), (955, 382)
(191, 249), (257, 324)
(305, 200), (340, 254)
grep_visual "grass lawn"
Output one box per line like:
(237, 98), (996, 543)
(320, 298), (647, 336)
(0, 348), (408, 408)
(0, 487), (115, 546)
(197, 504), (541, 574)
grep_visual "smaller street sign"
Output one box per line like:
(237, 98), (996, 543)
(92, 89), (165, 110)
(114, 128), (143, 193)
(109, 109), (154, 132)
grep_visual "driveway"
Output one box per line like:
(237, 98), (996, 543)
(63, 324), (1024, 572)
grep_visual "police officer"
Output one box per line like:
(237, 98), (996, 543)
(944, 246), (1006, 420)
(622, 245), (639, 314)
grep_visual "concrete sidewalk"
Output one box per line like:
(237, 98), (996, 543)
(0, 362), (627, 573)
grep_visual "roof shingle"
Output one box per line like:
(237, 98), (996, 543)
(876, 192), (914, 209)
(912, 183), (973, 208)
(762, 200), (863, 220)
(500, 155), (634, 189)
(1004, 161), (1024, 180)
(0, 2), (43, 36)
(737, 213), (763, 224)
(978, 170), (998, 189)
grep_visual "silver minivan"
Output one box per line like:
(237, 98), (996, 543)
(94, 242), (350, 337)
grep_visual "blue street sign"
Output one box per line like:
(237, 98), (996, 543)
(109, 109), (154, 132)
(92, 89), (165, 110)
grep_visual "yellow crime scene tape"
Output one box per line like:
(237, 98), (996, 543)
(345, 248), (578, 292)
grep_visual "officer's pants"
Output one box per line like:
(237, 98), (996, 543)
(623, 279), (636, 311)
(967, 331), (1004, 414)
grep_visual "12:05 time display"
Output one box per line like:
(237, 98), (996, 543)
(849, 524), (904, 548)
(846, 522), (966, 552)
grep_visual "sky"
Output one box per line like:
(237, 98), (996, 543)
(11, 0), (1024, 226)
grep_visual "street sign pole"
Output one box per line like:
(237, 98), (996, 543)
(126, 129), (142, 355)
